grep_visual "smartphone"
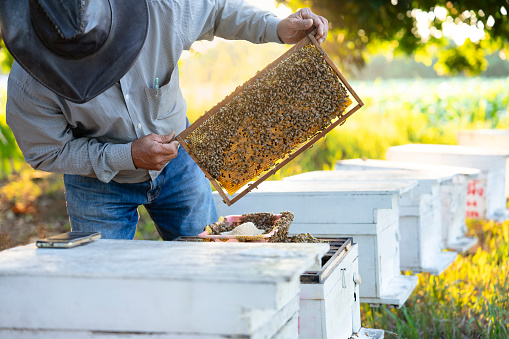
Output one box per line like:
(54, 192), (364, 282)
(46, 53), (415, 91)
(36, 231), (101, 249)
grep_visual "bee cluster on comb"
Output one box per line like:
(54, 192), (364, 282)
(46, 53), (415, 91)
(186, 43), (352, 196)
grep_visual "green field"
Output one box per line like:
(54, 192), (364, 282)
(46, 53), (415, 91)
(2, 76), (508, 179)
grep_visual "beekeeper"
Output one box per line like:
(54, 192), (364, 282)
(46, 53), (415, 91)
(0, 0), (328, 240)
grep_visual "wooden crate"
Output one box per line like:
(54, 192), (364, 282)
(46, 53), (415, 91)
(174, 33), (363, 206)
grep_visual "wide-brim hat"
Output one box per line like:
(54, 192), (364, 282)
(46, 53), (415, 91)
(0, 0), (149, 103)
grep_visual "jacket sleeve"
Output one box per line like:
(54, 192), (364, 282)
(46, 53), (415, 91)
(5, 66), (135, 183)
(179, 0), (283, 50)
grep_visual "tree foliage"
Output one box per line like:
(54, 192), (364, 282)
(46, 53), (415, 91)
(0, 1), (507, 76)
(0, 38), (14, 73)
(278, 0), (509, 75)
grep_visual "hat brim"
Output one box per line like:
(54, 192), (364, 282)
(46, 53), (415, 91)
(0, 0), (148, 103)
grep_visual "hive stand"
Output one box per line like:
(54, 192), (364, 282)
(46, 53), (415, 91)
(284, 170), (459, 275)
(213, 180), (419, 308)
(335, 158), (480, 253)
(0, 240), (328, 339)
(386, 144), (509, 221)
(457, 129), (509, 200)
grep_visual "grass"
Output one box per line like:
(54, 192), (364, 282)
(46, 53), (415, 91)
(0, 167), (69, 250)
(363, 219), (509, 338)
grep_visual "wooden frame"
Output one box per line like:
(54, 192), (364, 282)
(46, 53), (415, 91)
(176, 33), (364, 206)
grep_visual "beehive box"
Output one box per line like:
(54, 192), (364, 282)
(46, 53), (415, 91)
(299, 241), (363, 339)
(213, 180), (419, 308)
(175, 237), (385, 339)
(174, 33), (363, 206)
(0, 240), (329, 338)
(386, 144), (509, 221)
(457, 129), (509, 200)
(285, 170), (459, 275)
(335, 158), (480, 253)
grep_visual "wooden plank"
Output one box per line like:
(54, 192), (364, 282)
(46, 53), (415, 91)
(300, 237), (352, 284)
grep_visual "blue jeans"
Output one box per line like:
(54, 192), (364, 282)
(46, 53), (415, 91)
(64, 147), (218, 240)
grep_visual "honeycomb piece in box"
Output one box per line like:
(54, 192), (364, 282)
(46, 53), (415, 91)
(286, 233), (324, 243)
(187, 43), (352, 195)
(204, 211), (294, 243)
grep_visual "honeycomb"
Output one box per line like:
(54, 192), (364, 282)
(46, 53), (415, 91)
(186, 43), (352, 195)
(204, 211), (322, 243)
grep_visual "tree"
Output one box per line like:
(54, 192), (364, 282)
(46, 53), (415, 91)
(0, 37), (14, 73)
(278, 0), (509, 75)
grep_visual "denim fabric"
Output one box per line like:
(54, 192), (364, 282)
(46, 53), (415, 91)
(64, 147), (218, 240)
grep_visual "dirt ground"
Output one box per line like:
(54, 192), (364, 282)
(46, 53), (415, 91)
(0, 172), (70, 251)
(0, 169), (160, 251)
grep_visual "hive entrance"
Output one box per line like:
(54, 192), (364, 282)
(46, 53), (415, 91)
(176, 34), (363, 205)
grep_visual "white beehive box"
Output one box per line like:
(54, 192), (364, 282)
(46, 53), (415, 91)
(284, 170), (458, 275)
(174, 237), (384, 339)
(386, 144), (509, 221)
(214, 180), (419, 308)
(0, 240), (329, 339)
(335, 158), (479, 253)
(300, 241), (384, 339)
(457, 129), (509, 200)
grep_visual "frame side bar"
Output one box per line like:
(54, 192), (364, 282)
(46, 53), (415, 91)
(211, 179), (232, 206)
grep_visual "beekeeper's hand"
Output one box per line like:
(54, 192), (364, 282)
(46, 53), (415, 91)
(131, 131), (179, 170)
(277, 8), (329, 44)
